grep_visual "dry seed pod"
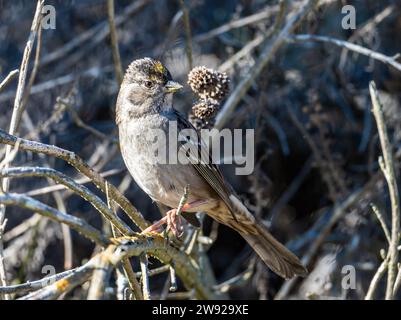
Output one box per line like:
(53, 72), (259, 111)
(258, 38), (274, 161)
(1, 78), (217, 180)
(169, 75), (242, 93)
(187, 66), (229, 102)
(191, 98), (220, 120)
(189, 113), (215, 130)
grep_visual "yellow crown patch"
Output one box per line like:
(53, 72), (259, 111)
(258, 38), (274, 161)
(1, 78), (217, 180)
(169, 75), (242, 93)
(154, 61), (165, 74)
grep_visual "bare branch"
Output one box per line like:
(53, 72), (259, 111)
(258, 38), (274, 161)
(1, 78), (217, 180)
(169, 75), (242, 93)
(370, 203), (391, 245)
(107, 0), (124, 84)
(139, 253), (151, 300)
(365, 253), (390, 300)
(0, 70), (19, 93)
(370, 81), (400, 300)
(289, 34), (401, 73)
(215, 0), (319, 129)
(178, 0), (193, 69)
(26, 168), (123, 197)
(0, 129), (149, 231)
(0, 0), (44, 300)
(0, 167), (133, 236)
(0, 193), (109, 246)
(194, 5), (278, 43)
(0, 267), (79, 295)
(39, 0), (151, 67)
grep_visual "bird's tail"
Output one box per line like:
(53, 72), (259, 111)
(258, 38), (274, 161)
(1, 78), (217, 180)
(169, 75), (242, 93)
(240, 224), (307, 279)
(228, 195), (307, 279)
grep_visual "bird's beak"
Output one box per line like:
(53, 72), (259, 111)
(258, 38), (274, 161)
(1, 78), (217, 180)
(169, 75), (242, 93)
(165, 81), (183, 93)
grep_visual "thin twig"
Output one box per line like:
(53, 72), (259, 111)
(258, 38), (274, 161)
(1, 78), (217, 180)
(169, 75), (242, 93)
(139, 253), (151, 300)
(115, 267), (130, 300)
(5, 0), (43, 137)
(370, 203), (391, 245)
(53, 192), (73, 270)
(121, 258), (143, 300)
(18, 256), (99, 300)
(176, 185), (190, 217)
(135, 265), (170, 278)
(393, 266), (401, 297)
(0, 267), (79, 295)
(289, 34), (401, 73)
(20, 23), (43, 115)
(0, 1), (44, 299)
(365, 253), (390, 300)
(0, 193), (109, 246)
(178, 0), (193, 69)
(26, 168), (122, 197)
(39, 0), (151, 67)
(2, 214), (41, 242)
(87, 254), (111, 300)
(107, 0), (124, 84)
(0, 129), (148, 230)
(194, 5), (279, 43)
(105, 182), (142, 300)
(0, 70), (19, 93)
(0, 66), (113, 104)
(217, 1), (285, 73)
(215, 0), (319, 129)
(214, 261), (254, 293)
(169, 265), (178, 292)
(62, 99), (115, 142)
(0, 167), (132, 236)
(370, 81), (400, 300)
(340, 5), (394, 68)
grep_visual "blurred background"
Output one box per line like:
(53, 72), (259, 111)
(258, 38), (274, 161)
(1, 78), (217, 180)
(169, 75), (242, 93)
(1, 0), (401, 299)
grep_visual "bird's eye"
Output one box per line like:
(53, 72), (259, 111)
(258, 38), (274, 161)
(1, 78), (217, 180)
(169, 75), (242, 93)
(145, 80), (153, 88)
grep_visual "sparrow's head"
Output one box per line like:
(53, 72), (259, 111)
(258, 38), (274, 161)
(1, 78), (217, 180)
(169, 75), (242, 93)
(116, 58), (182, 123)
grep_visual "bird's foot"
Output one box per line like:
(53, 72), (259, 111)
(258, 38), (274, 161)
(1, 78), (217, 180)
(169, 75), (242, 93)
(141, 208), (184, 238)
(165, 208), (184, 237)
(141, 200), (208, 237)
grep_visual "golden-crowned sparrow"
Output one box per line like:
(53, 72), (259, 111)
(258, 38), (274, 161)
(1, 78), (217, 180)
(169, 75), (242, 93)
(116, 57), (307, 279)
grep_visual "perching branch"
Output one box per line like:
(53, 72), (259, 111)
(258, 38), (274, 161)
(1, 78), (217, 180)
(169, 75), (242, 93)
(0, 130), (219, 299)
(0, 128), (149, 231)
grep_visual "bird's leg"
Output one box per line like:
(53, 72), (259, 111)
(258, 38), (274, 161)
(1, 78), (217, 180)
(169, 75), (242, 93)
(141, 216), (168, 234)
(141, 200), (208, 237)
(165, 208), (183, 237)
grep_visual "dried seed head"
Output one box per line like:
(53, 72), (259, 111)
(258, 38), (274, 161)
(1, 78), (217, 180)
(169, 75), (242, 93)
(189, 113), (215, 130)
(191, 98), (220, 120)
(187, 66), (230, 101)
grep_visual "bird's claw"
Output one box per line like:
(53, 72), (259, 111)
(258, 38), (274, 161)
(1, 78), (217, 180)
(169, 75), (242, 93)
(141, 208), (184, 238)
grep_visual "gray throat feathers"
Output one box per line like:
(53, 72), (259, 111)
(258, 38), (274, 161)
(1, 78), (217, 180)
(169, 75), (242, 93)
(125, 93), (174, 122)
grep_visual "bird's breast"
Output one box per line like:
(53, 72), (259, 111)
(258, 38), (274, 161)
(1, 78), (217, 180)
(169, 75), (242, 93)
(118, 117), (214, 208)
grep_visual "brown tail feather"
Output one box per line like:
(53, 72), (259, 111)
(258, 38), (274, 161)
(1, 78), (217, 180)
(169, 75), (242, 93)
(240, 223), (307, 279)
(221, 195), (307, 279)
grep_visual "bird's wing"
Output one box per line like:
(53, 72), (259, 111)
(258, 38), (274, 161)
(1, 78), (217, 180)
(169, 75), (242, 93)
(174, 110), (237, 218)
